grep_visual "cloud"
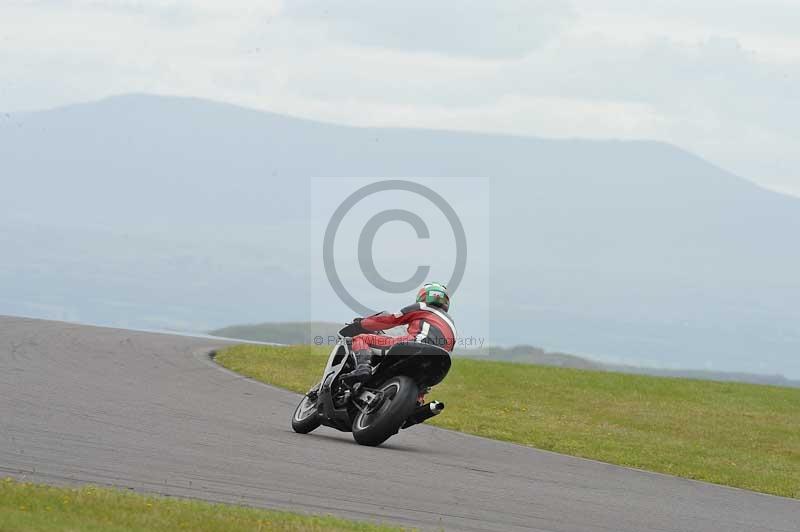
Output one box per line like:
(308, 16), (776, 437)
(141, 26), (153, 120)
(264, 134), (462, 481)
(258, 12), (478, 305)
(1, 0), (799, 194)
(265, 28), (800, 195)
(277, 30), (800, 135)
(572, 0), (800, 38)
(7, 0), (198, 26)
(282, 0), (576, 59)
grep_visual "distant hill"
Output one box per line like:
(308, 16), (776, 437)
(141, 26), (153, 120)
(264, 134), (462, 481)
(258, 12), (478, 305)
(209, 322), (800, 388)
(602, 364), (800, 388)
(456, 344), (604, 370)
(210, 322), (341, 345)
(3, 94), (800, 377)
(463, 346), (800, 388)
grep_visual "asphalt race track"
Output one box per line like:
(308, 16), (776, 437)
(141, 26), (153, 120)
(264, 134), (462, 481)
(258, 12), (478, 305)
(1, 316), (797, 531)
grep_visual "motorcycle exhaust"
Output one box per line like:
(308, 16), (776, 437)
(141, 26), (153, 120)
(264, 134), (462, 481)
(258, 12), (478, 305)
(402, 401), (445, 429)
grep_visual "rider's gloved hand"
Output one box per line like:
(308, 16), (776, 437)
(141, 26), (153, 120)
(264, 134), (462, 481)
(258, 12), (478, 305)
(340, 319), (368, 338)
(353, 317), (383, 335)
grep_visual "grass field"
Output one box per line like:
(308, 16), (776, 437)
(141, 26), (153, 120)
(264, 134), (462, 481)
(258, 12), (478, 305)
(0, 478), (403, 532)
(216, 344), (800, 499)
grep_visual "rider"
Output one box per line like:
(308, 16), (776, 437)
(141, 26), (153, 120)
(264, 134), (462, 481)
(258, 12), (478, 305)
(341, 282), (456, 383)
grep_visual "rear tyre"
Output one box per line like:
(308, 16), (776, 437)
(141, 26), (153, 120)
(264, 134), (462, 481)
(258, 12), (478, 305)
(352, 376), (418, 447)
(291, 395), (321, 434)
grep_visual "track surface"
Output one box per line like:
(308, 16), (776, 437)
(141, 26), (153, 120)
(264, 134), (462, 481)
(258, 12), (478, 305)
(1, 316), (797, 531)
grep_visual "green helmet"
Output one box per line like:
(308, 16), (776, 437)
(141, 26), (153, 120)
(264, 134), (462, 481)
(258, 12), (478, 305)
(416, 282), (450, 312)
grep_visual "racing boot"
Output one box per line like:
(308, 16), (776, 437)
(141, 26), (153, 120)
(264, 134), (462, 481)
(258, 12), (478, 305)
(341, 349), (375, 384)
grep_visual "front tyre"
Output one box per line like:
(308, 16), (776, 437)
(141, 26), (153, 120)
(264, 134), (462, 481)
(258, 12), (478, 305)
(291, 395), (321, 434)
(352, 376), (418, 447)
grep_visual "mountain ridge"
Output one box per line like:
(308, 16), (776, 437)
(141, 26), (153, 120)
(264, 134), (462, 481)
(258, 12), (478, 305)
(3, 93), (799, 377)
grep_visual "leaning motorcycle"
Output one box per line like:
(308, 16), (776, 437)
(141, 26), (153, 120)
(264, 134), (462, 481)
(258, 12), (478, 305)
(291, 322), (451, 446)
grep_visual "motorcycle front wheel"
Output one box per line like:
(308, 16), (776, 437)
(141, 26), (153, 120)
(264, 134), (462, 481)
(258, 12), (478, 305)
(352, 376), (418, 447)
(291, 394), (321, 434)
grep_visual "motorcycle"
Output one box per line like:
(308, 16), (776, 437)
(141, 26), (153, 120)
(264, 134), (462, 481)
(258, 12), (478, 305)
(291, 322), (451, 446)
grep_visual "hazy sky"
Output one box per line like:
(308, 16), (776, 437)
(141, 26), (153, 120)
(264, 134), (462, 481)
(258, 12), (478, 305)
(2, 1), (798, 195)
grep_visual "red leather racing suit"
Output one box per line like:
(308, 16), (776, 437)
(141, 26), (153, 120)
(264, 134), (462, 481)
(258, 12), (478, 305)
(351, 303), (457, 353)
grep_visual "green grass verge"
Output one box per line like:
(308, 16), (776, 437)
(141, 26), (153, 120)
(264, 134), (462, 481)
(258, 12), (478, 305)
(0, 478), (404, 532)
(216, 344), (800, 499)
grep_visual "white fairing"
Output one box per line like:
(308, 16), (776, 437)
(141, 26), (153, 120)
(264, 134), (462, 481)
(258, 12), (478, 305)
(321, 339), (351, 388)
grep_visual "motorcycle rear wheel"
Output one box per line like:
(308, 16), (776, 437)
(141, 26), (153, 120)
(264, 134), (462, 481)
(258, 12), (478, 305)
(352, 376), (418, 447)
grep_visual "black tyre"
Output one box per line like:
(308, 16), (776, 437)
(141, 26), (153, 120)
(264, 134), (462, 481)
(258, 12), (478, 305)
(352, 376), (418, 447)
(291, 395), (321, 434)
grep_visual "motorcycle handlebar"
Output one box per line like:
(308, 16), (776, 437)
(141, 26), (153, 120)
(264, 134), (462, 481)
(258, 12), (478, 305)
(338, 320), (384, 339)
